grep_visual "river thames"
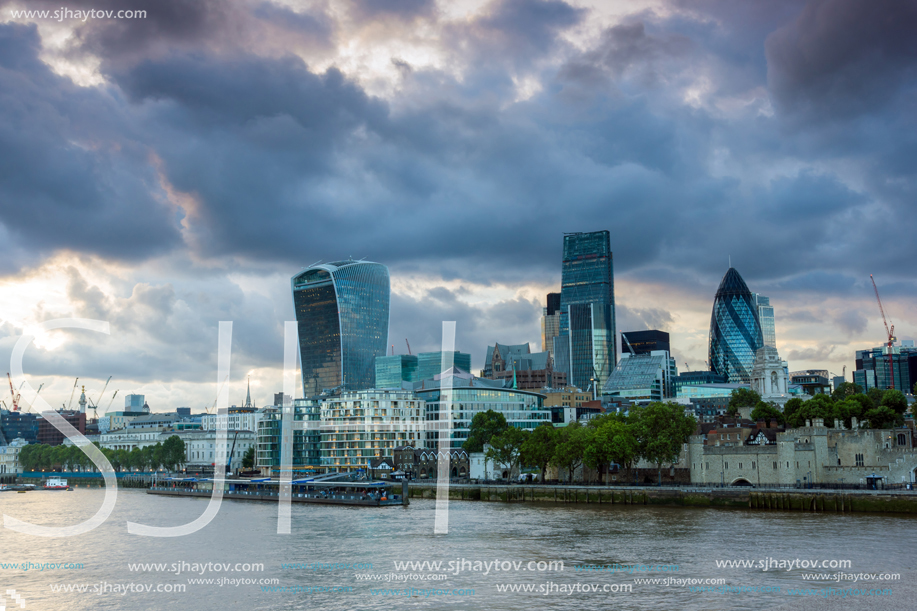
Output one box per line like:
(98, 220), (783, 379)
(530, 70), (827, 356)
(1, 489), (915, 610)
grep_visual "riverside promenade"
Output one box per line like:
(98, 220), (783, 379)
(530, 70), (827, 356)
(407, 482), (917, 514)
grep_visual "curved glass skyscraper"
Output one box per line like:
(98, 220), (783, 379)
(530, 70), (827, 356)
(292, 260), (390, 395)
(708, 267), (763, 383)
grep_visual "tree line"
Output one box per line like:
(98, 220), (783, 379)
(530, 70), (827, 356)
(727, 384), (911, 429)
(463, 402), (697, 483)
(18, 436), (187, 473)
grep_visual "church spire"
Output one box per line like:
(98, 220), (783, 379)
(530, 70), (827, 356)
(245, 376), (253, 408)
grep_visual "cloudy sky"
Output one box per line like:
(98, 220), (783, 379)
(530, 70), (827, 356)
(0, 0), (915, 412)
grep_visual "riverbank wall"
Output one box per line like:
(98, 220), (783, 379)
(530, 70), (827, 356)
(407, 483), (917, 514)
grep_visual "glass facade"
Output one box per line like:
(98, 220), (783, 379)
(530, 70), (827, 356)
(418, 384), (549, 450)
(292, 260), (390, 395)
(558, 231), (616, 391)
(602, 351), (677, 402)
(255, 399), (321, 473)
(416, 351), (472, 381)
(708, 268), (763, 384)
(375, 355), (419, 389)
(0, 410), (39, 444)
(753, 293), (777, 348)
(854, 346), (917, 392)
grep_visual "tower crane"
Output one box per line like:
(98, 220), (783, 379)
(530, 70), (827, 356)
(207, 375), (230, 415)
(67, 377), (79, 410)
(870, 275), (897, 390)
(405, 339), (412, 356)
(6, 373), (20, 411)
(94, 376), (112, 409)
(622, 333), (636, 355)
(106, 390), (119, 410)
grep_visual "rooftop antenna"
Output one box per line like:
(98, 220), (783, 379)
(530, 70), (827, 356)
(728, 255), (731, 268)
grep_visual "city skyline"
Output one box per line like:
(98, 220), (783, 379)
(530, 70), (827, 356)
(0, 0), (915, 411)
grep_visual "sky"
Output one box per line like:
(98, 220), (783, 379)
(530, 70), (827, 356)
(0, 0), (915, 412)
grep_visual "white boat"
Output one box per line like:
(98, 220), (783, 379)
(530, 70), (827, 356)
(43, 477), (70, 490)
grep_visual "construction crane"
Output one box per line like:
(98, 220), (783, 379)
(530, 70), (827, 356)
(207, 375), (230, 415)
(405, 339), (412, 356)
(870, 274), (897, 389)
(6, 373), (20, 411)
(391, 344), (395, 356)
(95, 376), (112, 408)
(685, 362), (689, 371)
(622, 333), (636, 355)
(67, 378), (79, 410)
(105, 390), (119, 410)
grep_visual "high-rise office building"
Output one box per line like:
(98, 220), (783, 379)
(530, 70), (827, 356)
(124, 394), (145, 410)
(557, 231), (616, 392)
(621, 330), (670, 355)
(753, 293), (777, 348)
(854, 345), (917, 392)
(416, 351), (472, 381)
(708, 267), (763, 384)
(541, 293), (561, 358)
(375, 355), (419, 389)
(292, 260), (390, 395)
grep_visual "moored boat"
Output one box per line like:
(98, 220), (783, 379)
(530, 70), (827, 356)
(43, 477), (71, 490)
(148, 472), (408, 506)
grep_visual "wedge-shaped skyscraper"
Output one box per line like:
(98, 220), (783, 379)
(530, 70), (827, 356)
(292, 260), (390, 395)
(708, 267), (763, 383)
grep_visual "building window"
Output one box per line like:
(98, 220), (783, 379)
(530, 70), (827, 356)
(897, 434), (906, 446)
(855, 453), (864, 467)
(752, 462), (755, 469)
(773, 462), (777, 469)
(724, 462), (728, 469)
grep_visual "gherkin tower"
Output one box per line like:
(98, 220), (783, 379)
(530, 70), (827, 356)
(708, 268), (763, 383)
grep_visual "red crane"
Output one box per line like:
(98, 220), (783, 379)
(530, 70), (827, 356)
(870, 275), (896, 389)
(7, 373), (20, 411)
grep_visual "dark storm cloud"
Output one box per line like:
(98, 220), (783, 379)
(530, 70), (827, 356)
(0, 23), (181, 273)
(389, 288), (542, 369)
(2, 0), (916, 314)
(617, 306), (675, 334)
(765, 0), (917, 117)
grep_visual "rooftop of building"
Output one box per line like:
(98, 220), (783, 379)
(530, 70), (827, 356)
(715, 267), (753, 298)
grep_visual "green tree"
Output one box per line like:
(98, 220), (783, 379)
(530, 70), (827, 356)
(864, 406), (899, 429)
(128, 447), (143, 471)
(463, 410), (508, 452)
(553, 422), (590, 483)
(161, 436), (186, 472)
(630, 402), (696, 485)
(785, 394), (836, 428)
(832, 382), (863, 401)
(880, 390), (908, 417)
(584, 418), (639, 484)
(866, 387), (885, 408)
(750, 401), (784, 425)
(242, 446), (255, 470)
(520, 423), (559, 483)
(726, 388), (762, 417)
(485, 427), (528, 480)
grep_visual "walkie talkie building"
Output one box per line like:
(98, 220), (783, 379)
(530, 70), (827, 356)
(292, 260), (390, 396)
(708, 267), (763, 384)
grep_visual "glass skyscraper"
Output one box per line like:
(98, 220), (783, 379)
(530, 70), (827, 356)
(753, 293), (777, 348)
(557, 231), (616, 392)
(709, 268), (763, 384)
(292, 260), (390, 395)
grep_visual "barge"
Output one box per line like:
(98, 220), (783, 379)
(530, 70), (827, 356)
(147, 472), (408, 506)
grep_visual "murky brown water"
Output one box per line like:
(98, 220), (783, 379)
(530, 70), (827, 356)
(1, 489), (915, 610)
